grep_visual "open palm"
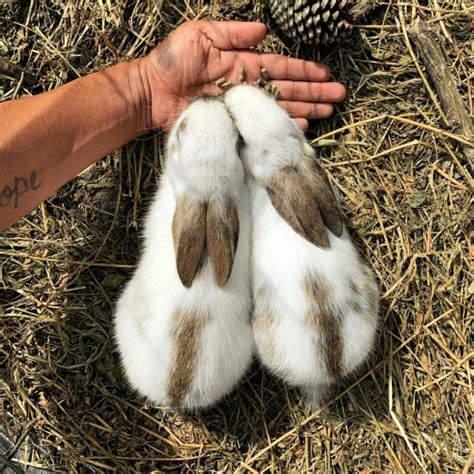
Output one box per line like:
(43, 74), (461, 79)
(144, 21), (346, 130)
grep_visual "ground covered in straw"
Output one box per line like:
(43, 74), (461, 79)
(1, 0), (472, 472)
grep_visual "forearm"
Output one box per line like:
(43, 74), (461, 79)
(0, 58), (150, 231)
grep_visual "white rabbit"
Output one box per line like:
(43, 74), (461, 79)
(114, 95), (253, 410)
(225, 85), (379, 406)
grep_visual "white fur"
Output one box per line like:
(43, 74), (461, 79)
(225, 85), (379, 406)
(114, 98), (254, 410)
(225, 85), (307, 184)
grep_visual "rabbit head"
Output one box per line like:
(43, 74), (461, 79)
(166, 95), (244, 288)
(225, 85), (343, 249)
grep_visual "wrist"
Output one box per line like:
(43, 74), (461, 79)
(140, 46), (182, 130)
(125, 57), (153, 133)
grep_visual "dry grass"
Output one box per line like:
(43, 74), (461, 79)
(1, 0), (473, 472)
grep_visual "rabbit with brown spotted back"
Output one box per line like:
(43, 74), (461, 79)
(114, 95), (253, 410)
(225, 85), (379, 406)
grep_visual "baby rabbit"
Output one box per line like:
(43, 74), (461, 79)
(114, 95), (253, 410)
(225, 85), (379, 406)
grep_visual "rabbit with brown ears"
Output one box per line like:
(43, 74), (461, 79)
(225, 85), (379, 407)
(115, 84), (379, 411)
(114, 95), (254, 410)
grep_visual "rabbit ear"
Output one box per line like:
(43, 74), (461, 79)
(266, 164), (342, 249)
(305, 158), (344, 238)
(206, 196), (240, 288)
(172, 197), (207, 288)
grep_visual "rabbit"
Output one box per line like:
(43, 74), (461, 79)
(114, 95), (254, 411)
(224, 84), (379, 406)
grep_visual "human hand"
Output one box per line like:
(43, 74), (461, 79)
(141, 20), (346, 131)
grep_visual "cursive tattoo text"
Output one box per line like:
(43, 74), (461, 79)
(0, 171), (42, 209)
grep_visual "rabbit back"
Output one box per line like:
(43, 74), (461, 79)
(115, 175), (253, 409)
(250, 182), (378, 396)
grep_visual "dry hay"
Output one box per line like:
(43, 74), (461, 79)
(0, 0), (472, 472)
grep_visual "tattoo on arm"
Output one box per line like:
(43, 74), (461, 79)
(0, 171), (42, 209)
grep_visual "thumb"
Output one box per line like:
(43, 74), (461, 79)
(200, 20), (267, 50)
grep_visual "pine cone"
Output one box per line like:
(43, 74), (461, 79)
(265, 0), (353, 45)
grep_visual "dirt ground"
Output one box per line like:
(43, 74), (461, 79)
(0, 0), (472, 472)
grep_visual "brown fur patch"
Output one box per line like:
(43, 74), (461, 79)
(348, 268), (379, 323)
(267, 167), (331, 248)
(252, 288), (276, 362)
(305, 275), (343, 377)
(167, 310), (208, 406)
(348, 279), (364, 314)
(306, 276), (330, 308)
(172, 197), (207, 288)
(178, 118), (187, 132)
(301, 151), (343, 238)
(363, 268), (379, 322)
(349, 280), (358, 294)
(354, 265), (379, 321)
(206, 195), (239, 287)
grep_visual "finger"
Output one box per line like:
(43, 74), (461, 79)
(272, 80), (346, 104)
(201, 21), (267, 50)
(279, 101), (335, 120)
(260, 54), (331, 82)
(294, 118), (309, 130)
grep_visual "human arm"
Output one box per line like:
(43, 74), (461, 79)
(0, 20), (346, 231)
(0, 59), (148, 230)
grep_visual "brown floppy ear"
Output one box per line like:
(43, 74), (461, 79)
(267, 167), (332, 248)
(206, 195), (239, 288)
(304, 157), (343, 238)
(172, 197), (207, 288)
